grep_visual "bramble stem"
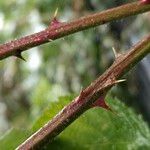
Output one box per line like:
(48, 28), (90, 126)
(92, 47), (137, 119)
(0, 1), (150, 60)
(0, 1), (148, 149)
(17, 33), (150, 150)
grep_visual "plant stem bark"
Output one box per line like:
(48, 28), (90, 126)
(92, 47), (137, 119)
(17, 34), (150, 150)
(0, 2), (150, 60)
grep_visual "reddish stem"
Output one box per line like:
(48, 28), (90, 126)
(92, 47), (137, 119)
(0, 2), (150, 60)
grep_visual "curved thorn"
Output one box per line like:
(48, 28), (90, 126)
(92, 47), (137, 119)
(48, 39), (53, 42)
(15, 52), (26, 62)
(112, 47), (118, 58)
(54, 8), (59, 18)
(115, 79), (126, 84)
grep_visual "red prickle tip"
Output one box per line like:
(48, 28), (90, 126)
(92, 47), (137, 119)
(92, 96), (112, 111)
(140, 0), (150, 4)
(49, 8), (62, 28)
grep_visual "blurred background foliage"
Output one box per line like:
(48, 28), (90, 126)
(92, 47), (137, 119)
(0, 0), (150, 149)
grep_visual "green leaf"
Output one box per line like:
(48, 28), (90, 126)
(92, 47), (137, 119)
(1, 96), (150, 150)
(0, 128), (30, 150)
(30, 77), (67, 121)
(32, 95), (75, 132)
(31, 95), (150, 150)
